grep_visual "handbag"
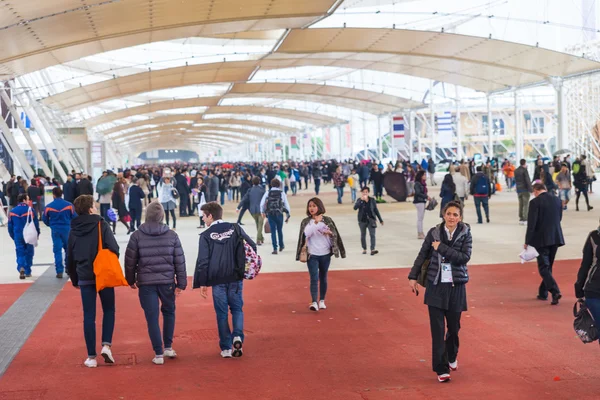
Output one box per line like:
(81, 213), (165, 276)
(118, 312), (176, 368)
(23, 207), (38, 247)
(93, 222), (128, 292)
(426, 197), (438, 211)
(299, 243), (309, 263)
(574, 301), (599, 344)
(264, 220), (271, 234)
(417, 257), (430, 287)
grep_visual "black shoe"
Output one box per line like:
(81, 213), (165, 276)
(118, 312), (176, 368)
(536, 295), (547, 301)
(371, 250), (379, 256)
(551, 293), (562, 305)
(272, 250), (278, 255)
(589, 206), (594, 212)
(19, 268), (25, 280)
(56, 273), (63, 279)
(486, 217), (490, 223)
(576, 206), (580, 211)
(279, 246), (285, 251)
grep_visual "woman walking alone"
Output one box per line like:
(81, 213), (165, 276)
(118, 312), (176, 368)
(158, 177), (177, 229)
(414, 170), (430, 239)
(296, 197), (346, 311)
(353, 186), (384, 255)
(125, 202), (187, 365)
(408, 200), (472, 383)
(111, 178), (131, 234)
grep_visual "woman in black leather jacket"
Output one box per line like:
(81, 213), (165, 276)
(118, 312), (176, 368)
(408, 200), (472, 383)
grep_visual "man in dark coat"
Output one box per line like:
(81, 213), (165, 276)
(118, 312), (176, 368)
(209, 171), (219, 203)
(525, 182), (565, 305)
(174, 169), (190, 217)
(128, 177), (146, 232)
(77, 175), (94, 197)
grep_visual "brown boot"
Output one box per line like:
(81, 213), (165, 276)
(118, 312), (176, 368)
(417, 232), (425, 240)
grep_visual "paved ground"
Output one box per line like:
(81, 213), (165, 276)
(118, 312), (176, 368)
(0, 177), (598, 399)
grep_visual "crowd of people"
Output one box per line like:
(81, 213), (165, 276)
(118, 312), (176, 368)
(0, 152), (599, 383)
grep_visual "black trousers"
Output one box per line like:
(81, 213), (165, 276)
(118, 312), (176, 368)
(537, 245), (560, 298)
(179, 195), (189, 216)
(129, 207), (142, 230)
(428, 306), (461, 375)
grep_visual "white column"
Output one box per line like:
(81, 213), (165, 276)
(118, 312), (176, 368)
(556, 80), (569, 151)
(430, 80), (436, 161)
(487, 95), (494, 159)
(455, 87), (462, 160)
(377, 116), (383, 160)
(338, 125), (343, 160)
(363, 114), (368, 160)
(0, 118), (35, 179)
(409, 111), (415, 162)
(515, 91), (524, 162)
(417, 114), (422, 161)
(0, 90), (53, 177)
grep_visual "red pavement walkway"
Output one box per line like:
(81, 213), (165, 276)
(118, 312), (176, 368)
(0, 261), (599, 400)
(0, 284), (31, 317)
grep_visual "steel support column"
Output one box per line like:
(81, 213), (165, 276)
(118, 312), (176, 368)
(0, 90), (52, 178)
(556, 79), (569, 151)
(487, 95), (493, 159)
(409, 111), (415, 162)
(455, 87), (462, 160)
(0, 118), (35, 179)
(515, 91), (523, 162)
(429, 80), (436, 161)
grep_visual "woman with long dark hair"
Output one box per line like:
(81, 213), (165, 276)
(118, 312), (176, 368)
(413, 170), (429, 240)
(408, 200), (472, 383)
(111, 178), (130, 234)
(296, 197), (346, 311)
(439, 174), (456, 217)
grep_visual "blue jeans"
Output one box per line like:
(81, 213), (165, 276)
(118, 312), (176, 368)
(100, 203), (111, 223)
(212, 281), (244, 351)
(51, 228), (69, 274)
(351, 188), (357, 202)
(336, 186), (344, 203)
(268, 214), (284, 251)
(80, 286), (115, 357)
(291, 181), (297, 195)
(314, 178), (321, 195)
(586, 297), (600, 324)
(307, 254), (331, 302)
(138, 284), (176, 356)
(220, 191), (226, 205)
(474, 196), (489, 223)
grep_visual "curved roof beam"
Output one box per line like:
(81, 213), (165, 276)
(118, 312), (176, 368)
(113, 127), (270, 142)
(100, 105), (342, 137)
(0, 0), (338, 78)
(191, 119), (295, 134)
(85, 82), (419, 129)
(270, 28), (600, 92)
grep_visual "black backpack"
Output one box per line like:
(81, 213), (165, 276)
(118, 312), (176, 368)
(574, 301), (598, 344)
(266, 190), (283, 216)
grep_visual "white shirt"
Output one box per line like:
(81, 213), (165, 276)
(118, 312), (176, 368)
(303, 220), (332, 256)
(444, 226), (457, 241)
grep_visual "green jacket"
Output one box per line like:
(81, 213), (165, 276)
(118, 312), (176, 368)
(296, 216), (346, 261)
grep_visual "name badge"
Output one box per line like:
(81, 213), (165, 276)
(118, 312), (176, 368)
(441, 263), (453, 283)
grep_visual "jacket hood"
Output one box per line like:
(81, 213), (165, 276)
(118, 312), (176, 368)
(70, 214), (104, 236)
(139, 222), (171, 236)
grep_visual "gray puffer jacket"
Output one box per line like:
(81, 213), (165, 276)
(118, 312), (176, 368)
(125, 222), (187, 289)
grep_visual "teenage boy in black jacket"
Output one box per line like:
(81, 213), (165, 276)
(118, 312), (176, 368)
(194, 202), (256, 358)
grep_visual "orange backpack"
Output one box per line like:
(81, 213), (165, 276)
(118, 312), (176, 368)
(93, 222), (128, 292)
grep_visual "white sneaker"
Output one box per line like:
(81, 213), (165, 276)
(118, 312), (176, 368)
(220, 349), (233, 358)
(100, 345), (115, 364)
(319, 300), (327, 310)
(437, 373), (451, 383)
(232, 336), (243, 358)
(449, 360), (458, 371)
(152, 356), (164, 365)
(309, 302), (319, 311)
(84, 358), (97, 368)
(164, 348), (177, 358)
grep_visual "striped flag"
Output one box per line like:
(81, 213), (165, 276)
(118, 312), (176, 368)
(392, 116), (405, 149)
(437, 111), (453, 148)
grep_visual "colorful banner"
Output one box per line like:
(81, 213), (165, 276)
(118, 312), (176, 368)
(291, 136), (299, 149)
(275, 139), (282, 151)
(437, 111), (453, 148)
(392, 116), (405, 150)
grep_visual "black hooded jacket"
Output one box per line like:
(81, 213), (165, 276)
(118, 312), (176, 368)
(67, 214), (119, 287)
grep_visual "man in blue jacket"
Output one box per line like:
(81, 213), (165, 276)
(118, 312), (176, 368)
(128, 177), (146, 232)
(194, 202), (256, 359)
(8, 193), (40, 279)
(63, 176), (76, 204)
(43, 187), (77, 278)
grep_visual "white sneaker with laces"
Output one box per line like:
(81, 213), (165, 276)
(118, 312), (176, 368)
(437, 373), (451, 383)
(84, 358), (97, 368)
(309, 302), (319, 311)
(319, 300), (327, 310)
(100, 345), (115, 364)
(449, 360), (458, 371)
(221, 349), (233, 358)
(164, 348), (177, 358)
(152, 356), (164, 365)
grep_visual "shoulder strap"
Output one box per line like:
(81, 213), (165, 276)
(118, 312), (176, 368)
(233, 223), (243, 243)
(97, 221), (104, 250)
